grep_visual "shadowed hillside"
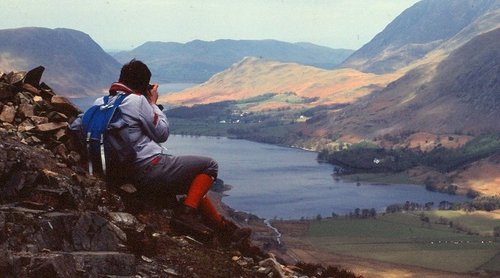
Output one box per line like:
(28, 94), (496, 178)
(0, 27), (120, 97)
(324, 27), (500, 139)
(113, 39), (354, 83)
(341, 0), (500, 74)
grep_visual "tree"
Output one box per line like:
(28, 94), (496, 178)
(494, 226), (500, 238)
(354, 208), (360, 218)
(418, 212), (427, 221)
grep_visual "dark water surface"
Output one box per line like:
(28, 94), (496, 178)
(163, 135), (470, 220)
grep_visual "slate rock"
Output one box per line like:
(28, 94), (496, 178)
(7, 71), (25, 86)
(32, 95), (43, 104)
(51, 95), (81, 116)
(259, 257), (286, 278)
(52, 143), (68, 158)
(27, 253), (78, 278)
(39, 82), (56, 99)
(71, 251), (136, 276)
(0, 85), (14, 100)
(0, 105), (16, 123)
(35, 122), (67, 132)
(22, 83), (41, 95)
(47, 111), (68, 122)
(54, 128), (67, 141)
(23, 66), (45, 87)
(107, 212), (141, 230)
(2, 170), (27, 199)
(32, 212), (78, 251)
(18, 102), (35, 118)
(17, 119), (35, 132)
(30, 115), (49, 125)
(71, 212), (127, 251)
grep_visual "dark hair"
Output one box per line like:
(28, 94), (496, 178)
(118, 59), (151, 93)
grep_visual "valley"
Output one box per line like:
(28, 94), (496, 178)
(159, 3), (500, 199)
(270, 210), (500, 277)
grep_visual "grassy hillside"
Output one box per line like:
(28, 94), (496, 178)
(159, 57), (400, 108)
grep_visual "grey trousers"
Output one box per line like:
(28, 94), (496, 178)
(135, 154), (218, 195)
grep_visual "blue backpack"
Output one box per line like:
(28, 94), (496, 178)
(75, 93), (136, 184)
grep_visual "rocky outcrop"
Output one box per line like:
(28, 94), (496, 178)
(0, 67), (359, 277)
(0, 66), (141, 277)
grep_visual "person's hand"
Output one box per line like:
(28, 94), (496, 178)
(148, 83), (159, 104)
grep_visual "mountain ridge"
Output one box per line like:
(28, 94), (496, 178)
(0, 27), (120, 97)
(341, 0), (500, 74)
(113, 39), (354, 83)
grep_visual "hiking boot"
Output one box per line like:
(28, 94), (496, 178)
(171, 206), (214, 239)
(218, 218), (252, 245)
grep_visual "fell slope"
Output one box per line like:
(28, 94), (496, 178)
(341, 0), (500, 74)
(323, 27), (500, 139)
(159, 57), (401, 110)
(0, 27), (120, 97)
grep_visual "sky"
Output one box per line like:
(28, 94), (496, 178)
(1, 0), (420, 51)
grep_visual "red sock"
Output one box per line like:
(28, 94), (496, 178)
(183, 174), (213, 209)
(199, 196), (223, 226)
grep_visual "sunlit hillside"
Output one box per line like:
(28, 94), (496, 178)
(159, 57), (401, 111)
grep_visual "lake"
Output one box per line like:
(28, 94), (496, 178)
(163, 135), (470, 220)
(69, 83), (197, 111)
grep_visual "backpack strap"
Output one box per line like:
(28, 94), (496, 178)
(86, 132), (93, 175)
(83, 107), (100, 176)
(82, 93), (128, 176)
(98, 93), (128, 175)
(100, 133), (105, 174)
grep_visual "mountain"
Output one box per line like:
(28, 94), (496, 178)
(159, 57), (400, 110)
(322, 27), (500, 139)
(315, 28), (500, 195)
(160, 0), (500, 139)
(0, 27), (120, 97)
(113, 39), (354, 83)
(341, 0), (500, 74)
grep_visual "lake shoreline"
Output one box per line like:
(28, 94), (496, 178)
(166, 134), (470, 220)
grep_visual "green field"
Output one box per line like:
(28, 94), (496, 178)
(304, 212), (500, 273)
(425, 210), (500, 236)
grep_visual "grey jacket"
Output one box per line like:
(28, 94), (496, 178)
(71, 92), (169, 166)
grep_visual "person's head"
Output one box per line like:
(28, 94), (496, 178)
(118, 59), (151, 94)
